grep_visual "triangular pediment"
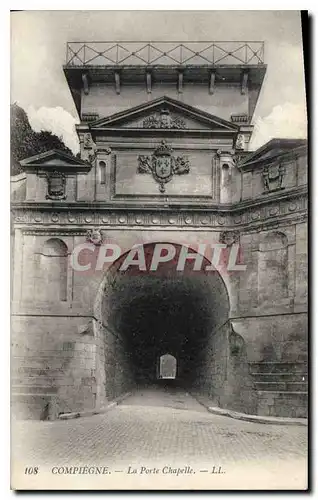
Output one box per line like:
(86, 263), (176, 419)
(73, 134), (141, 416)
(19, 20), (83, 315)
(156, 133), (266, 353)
(240, 138), (307, 169)
(90, 96), (239, 133)
(20, 149), (91, 173)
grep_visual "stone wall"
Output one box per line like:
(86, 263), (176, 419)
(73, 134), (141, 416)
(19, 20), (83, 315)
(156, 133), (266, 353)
(11, 308), (134, 419)
(101, 323), (133, 401)
(11, 148), (307, 419)
(241, 153), (302, 201)
(81, 83), (249, 122)
(112, 149), (216, 198)
(11, 315), (98, 419)
(190, 320), (256, 414)
(11, 213), (307, 419)
(232, 313), (308, 363)
(20, 142), (307, 209)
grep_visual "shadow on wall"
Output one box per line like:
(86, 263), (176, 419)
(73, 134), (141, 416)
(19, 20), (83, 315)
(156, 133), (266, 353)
(206, 322), (257, 415)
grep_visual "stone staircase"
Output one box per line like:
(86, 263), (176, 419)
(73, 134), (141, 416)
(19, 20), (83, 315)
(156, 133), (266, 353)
(249, 361), (308, 419)
(11, 367), (62, 420)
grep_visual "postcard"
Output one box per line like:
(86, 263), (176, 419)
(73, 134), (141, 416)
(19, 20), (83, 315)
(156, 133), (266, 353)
(10, 10), (308, 490)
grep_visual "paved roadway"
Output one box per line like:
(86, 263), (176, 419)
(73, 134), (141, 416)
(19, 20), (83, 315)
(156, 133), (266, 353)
(11, 385), (308, 490)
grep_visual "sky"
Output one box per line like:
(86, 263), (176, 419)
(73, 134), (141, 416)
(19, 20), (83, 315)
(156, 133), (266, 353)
(10, 10), (307, 153)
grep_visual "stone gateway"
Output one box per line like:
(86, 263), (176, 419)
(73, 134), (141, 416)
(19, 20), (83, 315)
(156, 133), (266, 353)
(11, 41), (307, 421)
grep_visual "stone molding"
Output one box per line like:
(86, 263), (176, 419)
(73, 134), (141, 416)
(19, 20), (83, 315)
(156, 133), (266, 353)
(18, 213), (307, 238)
(12, 193), (307, 233)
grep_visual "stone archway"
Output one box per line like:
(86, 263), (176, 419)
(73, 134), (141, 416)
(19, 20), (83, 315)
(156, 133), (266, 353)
(94, 242), (235, 404)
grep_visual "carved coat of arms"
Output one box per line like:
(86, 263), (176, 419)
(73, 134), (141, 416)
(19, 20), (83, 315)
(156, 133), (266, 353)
(143, 109), (186, 129)
(137, 140), (190, 193)
(45, 171), (66, 200)
(262, 163), (286, 192)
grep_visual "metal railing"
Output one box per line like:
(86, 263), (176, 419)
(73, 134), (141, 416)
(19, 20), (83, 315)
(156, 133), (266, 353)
(65, 41), (265, 67)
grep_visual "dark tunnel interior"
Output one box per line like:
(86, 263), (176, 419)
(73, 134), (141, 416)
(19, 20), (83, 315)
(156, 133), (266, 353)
(101, 243), (230, 395)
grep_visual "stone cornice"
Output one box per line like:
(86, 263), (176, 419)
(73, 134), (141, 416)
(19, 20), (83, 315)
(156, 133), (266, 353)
(17, 214), (307, 237)
(239, 144), (307, 172)
(91, 128), (236, 137)
(12, 192), (307, 234)
(11, 185), (307, 214)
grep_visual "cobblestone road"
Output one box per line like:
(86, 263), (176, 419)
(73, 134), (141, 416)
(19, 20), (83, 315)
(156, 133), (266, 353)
(11, 386), (308, 490)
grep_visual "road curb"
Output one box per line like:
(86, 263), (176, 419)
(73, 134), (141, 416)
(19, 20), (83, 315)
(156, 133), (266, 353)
(206, 406), (308, 426)
(58, 392), (132, 420)
(191, 392), (307, 426)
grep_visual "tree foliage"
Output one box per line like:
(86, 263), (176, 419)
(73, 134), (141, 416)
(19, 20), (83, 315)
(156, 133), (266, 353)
(11, 103), (75, 176)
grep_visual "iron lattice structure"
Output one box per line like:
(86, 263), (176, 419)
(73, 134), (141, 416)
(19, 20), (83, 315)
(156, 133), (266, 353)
(66, 41), (265, 67)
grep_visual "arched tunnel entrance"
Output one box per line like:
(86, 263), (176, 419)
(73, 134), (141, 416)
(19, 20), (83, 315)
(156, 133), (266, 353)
(158, 353), (177, 380)
(98, 242), (231, 402)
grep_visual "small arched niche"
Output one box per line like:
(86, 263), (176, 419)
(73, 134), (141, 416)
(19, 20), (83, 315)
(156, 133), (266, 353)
(99, 161), (106, 185)
(39, 238), (68, 301)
